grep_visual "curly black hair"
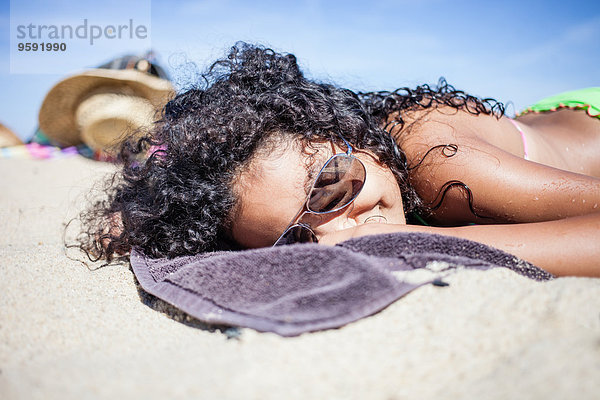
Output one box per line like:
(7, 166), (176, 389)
(78, 43), (506, 261)
(78, 42), (424, 261)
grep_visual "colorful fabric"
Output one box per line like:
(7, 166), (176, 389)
(0, 128), (115, 161)
(1, 128), (152, 161)
(0, 143), (80, 160)
(519, 87), (600, 118)
(0, 141), (116, 160)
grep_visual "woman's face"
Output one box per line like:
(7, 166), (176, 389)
(231, 140), (406, 248)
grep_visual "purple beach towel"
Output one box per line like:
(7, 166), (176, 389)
(130, 232), (553, 336)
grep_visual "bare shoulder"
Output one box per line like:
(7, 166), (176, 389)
(388, 106), (523, 159)
(386, 106), (600, 226)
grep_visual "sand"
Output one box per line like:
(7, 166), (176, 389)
(1, 156), (599, 400)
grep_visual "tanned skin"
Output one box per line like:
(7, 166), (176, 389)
(321, 108), (600, 277)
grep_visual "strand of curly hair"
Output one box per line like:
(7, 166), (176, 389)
(358, 78), (505, 221)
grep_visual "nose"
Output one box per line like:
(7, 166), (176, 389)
(348, 199), (385, 224)
(310, 206), (359, 235)
(311, 200), (385, 236)
(338, 202), (385, 229)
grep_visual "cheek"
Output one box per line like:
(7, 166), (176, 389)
(353, 184), (384, 210)
(363, 168), (401, 204)
(356, 164), (406, 224)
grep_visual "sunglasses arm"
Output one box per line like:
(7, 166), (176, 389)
(272, 206), (310, 247)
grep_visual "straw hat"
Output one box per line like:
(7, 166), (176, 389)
(38, 55), (174, 151)
(0, 122), (23, 148)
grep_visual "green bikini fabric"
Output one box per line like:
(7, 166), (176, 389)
(520, 87), (600, 118)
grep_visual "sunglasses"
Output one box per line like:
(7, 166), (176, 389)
(273, 138), (366, 246)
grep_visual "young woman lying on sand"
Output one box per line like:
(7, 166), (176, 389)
(79, 43), (600, 277)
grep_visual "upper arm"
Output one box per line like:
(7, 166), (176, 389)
(393, 110), (600, 225)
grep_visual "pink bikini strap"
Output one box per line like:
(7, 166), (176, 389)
(508, 118), (529, 160)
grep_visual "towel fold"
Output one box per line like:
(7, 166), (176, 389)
(130, 232), (553, 336)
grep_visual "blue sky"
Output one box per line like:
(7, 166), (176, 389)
(1, 0), (599, 140)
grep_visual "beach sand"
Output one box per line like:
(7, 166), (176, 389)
(1, 156), (599, 400)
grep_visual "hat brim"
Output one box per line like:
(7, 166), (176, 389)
(0, 122), (23, 148)
(39, 69), (174, 146)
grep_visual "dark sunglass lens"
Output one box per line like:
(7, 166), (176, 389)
(275, 225), (318, 245)
(307, 156), (366, 213)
